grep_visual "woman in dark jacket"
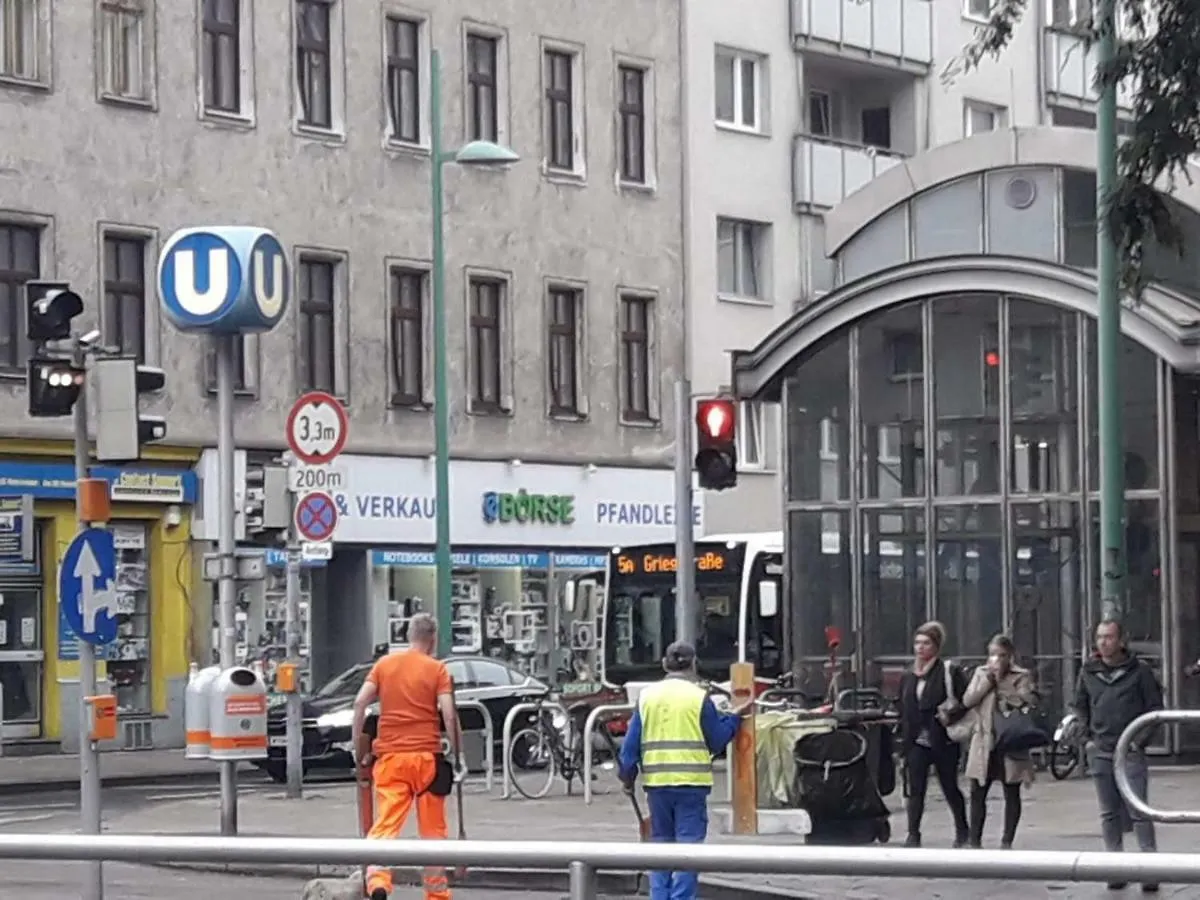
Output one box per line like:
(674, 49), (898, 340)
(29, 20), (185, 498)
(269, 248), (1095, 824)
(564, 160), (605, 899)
(897, 620), (970, 847)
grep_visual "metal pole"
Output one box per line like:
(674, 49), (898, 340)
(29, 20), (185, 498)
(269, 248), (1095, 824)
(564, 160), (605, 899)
(568, 860), (598, 900)
(74, 339), (103, 900)
(431, 48), (453, 659)
(284, 482), (303, 799)
(214, 334), (239, 834)
(674, 378), (695, 644)
(1096, 0), (1124, 621)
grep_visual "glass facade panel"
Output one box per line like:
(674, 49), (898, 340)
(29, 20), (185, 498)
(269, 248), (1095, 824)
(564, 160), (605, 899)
(788, 509), (851, 659)
(932, 295), (1001, 496)
(1085, 321), (1159, 491)
(1010, 501), (1083, 661)
(1088, 498), (1162, 645)
(858, 302), (925, 499)
(935, 503), (1004, 657)
(785, 334), (850, 502)
(861, 508), (926, 658)
(1008, 299), (1079, 494)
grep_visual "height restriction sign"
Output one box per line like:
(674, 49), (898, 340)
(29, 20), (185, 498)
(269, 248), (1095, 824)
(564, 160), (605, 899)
(286, 391), (348, 465)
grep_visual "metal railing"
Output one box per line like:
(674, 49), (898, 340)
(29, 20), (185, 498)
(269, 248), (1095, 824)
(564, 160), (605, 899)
(501, 698), (568, 800)
(454, 699), (495, 793)
(8, 833), (1200, 900)
(581, 702), (634, 804)
(1114, 709), (1200, 823)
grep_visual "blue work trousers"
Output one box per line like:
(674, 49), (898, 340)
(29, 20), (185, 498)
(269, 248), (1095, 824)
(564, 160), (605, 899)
(646, 786), (709, 900)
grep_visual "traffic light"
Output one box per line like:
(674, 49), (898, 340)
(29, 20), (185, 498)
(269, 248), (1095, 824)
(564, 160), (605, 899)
(92, 357), (167, 462)
(26, 282), (83, 342)
(26, 356), (85, 417)
(694, 397), (738, 491)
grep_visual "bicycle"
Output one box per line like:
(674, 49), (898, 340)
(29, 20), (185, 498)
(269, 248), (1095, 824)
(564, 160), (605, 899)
(1048, 711), (1089, 780)
(508, 695), (618, 800)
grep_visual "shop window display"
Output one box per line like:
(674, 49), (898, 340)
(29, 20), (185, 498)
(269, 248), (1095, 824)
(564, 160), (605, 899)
(109, 523), (151, 715)
(233, 566), (314, 694)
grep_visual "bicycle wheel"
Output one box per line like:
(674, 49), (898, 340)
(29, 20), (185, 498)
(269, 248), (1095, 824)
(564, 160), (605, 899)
(586, 727), (621, 795)
(509, 726), (558, 800)
(1049, 740), (1079, 781)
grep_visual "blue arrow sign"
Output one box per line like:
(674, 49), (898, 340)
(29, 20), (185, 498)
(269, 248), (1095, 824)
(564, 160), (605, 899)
(60, 528), (118, 646)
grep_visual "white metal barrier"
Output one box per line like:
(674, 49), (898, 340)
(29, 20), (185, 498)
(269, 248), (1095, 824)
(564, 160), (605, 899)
(454, 699), (494, 793)
(501, 698), (568, 800)
(1114, 709), (1200, 824)
(5, 833), (1200, 900)
(581, 702), (634, 804)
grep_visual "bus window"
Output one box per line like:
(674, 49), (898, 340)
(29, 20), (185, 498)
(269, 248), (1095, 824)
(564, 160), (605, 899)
(612, 591), (671, 668)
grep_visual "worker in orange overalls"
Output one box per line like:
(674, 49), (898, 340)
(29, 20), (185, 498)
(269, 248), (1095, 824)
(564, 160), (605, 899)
(352, 612), (465, 900)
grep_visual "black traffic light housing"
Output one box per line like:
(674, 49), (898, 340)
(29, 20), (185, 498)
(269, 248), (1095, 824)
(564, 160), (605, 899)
(694, 398), (738, 491)
(26, 282), (84, 342)
(27, 356), (85, 418)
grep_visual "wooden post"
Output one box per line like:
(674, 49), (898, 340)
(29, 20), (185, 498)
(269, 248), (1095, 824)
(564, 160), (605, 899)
(730, 662), (757, 835)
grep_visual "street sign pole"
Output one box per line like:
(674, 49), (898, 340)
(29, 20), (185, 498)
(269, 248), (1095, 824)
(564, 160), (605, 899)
(674, 378), (696, 646)
(215, 334), (239, 835)
(284, 459), (303, 800)
(73, 337), (103, 900)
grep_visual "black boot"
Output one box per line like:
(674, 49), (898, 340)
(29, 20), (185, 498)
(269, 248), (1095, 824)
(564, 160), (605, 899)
(904, 833), (921, 847)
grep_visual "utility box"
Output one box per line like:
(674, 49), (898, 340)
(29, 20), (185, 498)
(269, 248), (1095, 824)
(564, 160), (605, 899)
(184, 663), (222, 759)
(208, 666), (269, 761)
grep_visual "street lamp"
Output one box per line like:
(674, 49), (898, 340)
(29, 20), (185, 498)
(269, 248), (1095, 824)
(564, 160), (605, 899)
(430, 48), (519, 657)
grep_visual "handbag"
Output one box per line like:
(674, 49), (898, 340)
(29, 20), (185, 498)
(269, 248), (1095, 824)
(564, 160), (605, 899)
(935, 659), (966, 728)
(945, 707), (977, 744)
(993, 704), (1051, 755)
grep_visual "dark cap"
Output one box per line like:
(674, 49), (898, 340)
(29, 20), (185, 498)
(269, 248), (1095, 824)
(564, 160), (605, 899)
(664, 641), (697, 671)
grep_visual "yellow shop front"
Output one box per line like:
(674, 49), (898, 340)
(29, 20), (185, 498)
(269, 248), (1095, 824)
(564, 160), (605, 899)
(0, 441), (198, 753)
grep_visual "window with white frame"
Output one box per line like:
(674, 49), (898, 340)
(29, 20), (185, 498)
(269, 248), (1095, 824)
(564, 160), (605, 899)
(542, 44), (585, 176)
(201, 0), (254, 120)
(964, 101), (1004, 136)
(964, 0), (995, 20)
(297, 254), (341, 394)
(294, 0), (344, 133)
(384, 15), (422, 145)
(465, 29), (507, 144)
(546, 284), (586, 417)
(467, 274), (511, 414)
(617, 62), (651, 185)
(620, 293), (656, 423)
(1049, 0), (1092, 28)
(808, 90), (836, 137)
(717, 217), (768, 300)
(714, 47), (762, 132)
(388, 265), (430, 407)
(98, 0), (152, 103)
(739, 401), (767, 469)
(102, 232), (149, 362)
(0, 0), (41, 82)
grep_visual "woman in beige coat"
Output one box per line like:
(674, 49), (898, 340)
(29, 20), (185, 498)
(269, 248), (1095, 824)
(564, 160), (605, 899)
(961, 634), (1037, 848)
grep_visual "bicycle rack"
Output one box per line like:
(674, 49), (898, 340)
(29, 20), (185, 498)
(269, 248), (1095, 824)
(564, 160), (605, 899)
(1115, 709), (1200, 823)
(582, 703), (635, 805)
(454, 699), (495, 794)
(501, 699), (568, 800)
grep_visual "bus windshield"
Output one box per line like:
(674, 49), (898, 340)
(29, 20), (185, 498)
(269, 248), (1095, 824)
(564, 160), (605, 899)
(604, 542), (746, 683)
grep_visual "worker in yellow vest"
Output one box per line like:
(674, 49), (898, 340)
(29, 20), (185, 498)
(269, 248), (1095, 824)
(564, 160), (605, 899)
(618, 641), (749, 900)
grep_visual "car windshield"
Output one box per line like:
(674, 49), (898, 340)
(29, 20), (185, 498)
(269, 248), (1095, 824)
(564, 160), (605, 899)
(314, 664), (370, 698)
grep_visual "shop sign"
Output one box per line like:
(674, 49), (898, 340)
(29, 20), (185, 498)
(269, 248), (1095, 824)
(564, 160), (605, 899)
(108, 471), (187, 503)
(370, 549), (608, 570)
(0, 495), (36, 574)
(0, 462), (197, 504)
(481, 490), (575, 526)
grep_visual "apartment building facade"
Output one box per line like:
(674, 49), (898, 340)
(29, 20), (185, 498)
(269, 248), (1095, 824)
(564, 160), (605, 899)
(0, 0), (684, 750)
(690, 0), (1117, 534)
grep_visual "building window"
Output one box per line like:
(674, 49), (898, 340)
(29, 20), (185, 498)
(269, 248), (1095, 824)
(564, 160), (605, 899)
(385, 16), (420, 144)
(714, 47), (762, 132)
(808, 90), (834, 137)
(204, 336), (252, 393)
(103, 234), (147, 362)
(465, 33), (498, 142)
(0, 0), (38, 81)
(297, 257), (336, 392)
(543, 48), (577, 172)
(98, 0), (148, 101)
(1050, 0), (1092, 28)
(964, 0), (994, 19)
(547, 286), (582, 416)
(295, 0), (332, 130)
(0, 223), (39, 372)
(618, 64), (646, 184)
(717, 217), (767, 300)
(620, 294), (654, 422)
(468, 277), (504, 412)
(201, 0), (241, 114)
(739, 401), (766, 469)
(964, 101), (1003, 136)
(389, 267), (426, 406)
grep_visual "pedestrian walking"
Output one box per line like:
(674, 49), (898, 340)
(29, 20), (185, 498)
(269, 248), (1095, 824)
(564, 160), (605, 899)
(1071, 618), (1163, 893)
(351, 613), (466, 900)
(897, 620), (970, 848)
(618, 641), (749, 900)
(962, 634), (1037, 849)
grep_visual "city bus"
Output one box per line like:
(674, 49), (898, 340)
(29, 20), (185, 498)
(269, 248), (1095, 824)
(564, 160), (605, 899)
(599, 532), (784, 686)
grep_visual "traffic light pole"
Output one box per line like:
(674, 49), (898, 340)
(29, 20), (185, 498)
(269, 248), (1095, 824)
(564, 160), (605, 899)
(284, 479), (303, 799)
(214, 335), (239, 834)
(73, 339), (103, 900)
(674, 378), (696, 645)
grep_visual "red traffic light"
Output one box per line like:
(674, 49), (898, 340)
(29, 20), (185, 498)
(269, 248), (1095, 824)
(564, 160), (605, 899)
(695, 398), (736, 442)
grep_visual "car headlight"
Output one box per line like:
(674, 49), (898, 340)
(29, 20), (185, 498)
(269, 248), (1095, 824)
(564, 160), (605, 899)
(316, 709), (355, 730)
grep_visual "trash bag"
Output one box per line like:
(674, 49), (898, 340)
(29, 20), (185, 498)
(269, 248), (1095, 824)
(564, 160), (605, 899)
(754, 713), (837, 808)
(793, 727), (888, 821)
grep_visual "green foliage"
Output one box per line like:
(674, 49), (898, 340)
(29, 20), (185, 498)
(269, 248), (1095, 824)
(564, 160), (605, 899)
(950, 0), (1200, 295)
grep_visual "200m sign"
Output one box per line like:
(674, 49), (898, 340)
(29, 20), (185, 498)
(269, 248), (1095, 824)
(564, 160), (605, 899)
(288, 465), (349, 493)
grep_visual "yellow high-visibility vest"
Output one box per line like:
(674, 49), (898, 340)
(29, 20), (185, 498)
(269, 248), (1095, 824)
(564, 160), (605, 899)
(638, 676), (713, 788)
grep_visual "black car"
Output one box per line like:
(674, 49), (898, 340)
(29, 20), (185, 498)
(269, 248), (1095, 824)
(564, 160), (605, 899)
(257, 655), (548, 782)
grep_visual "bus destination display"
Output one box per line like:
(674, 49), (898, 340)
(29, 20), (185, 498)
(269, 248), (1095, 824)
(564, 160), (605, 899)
(615, 548), (730, 576)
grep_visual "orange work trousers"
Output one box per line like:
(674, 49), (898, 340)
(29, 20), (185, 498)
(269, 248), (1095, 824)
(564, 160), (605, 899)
(365, 752), (450, 900)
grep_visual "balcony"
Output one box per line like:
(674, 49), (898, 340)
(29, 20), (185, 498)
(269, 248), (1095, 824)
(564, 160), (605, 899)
(792, 135), (905, 210)
(1043, 29), (1135, 110)
(791, 0), (933, 69)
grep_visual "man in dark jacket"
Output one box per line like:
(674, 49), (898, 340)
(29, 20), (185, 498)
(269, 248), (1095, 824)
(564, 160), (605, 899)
(1072, 619), (1163, 893)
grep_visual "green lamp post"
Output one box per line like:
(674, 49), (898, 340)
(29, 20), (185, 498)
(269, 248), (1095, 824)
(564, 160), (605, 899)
(429, 48), (519, 657)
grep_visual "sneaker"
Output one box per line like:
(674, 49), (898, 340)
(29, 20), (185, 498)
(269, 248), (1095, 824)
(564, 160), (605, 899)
(1141, 885), (1160, 894)
(370, 888), (388, 900)
(1107, 884), (1127, 891)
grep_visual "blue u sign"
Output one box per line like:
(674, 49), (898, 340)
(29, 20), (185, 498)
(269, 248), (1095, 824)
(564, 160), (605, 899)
(157, 226), (289, 334)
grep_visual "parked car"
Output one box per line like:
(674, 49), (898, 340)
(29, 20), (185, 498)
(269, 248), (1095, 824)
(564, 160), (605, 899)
(257, 655), (549, 782)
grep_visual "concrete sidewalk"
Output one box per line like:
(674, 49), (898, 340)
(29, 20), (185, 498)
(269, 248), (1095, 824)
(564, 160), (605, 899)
(95, 769), (1200, 898)
(0, 749), (256, 794)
